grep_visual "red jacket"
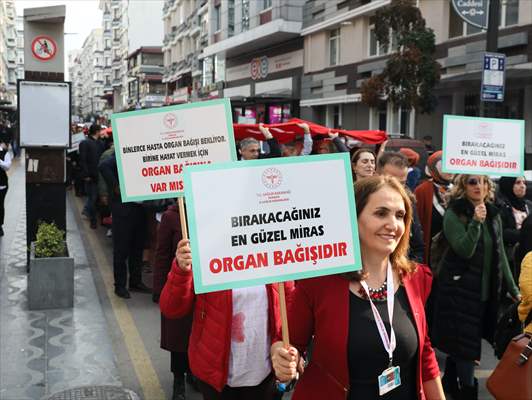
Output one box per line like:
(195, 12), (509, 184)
(159, 259), (294, 392)
(287, 266), (440, 400)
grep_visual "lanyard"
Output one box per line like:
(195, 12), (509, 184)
(360, 261), (396, 367)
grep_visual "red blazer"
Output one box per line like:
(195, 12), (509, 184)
(160, 259), (295, 392)
(287, 265), (440, 400)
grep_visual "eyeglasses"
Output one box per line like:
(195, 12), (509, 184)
(467, 178), (483, 186)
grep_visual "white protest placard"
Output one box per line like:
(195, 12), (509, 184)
(111, 98), (237, 202)
(184, 153), (361, 294)
(442, 115), (525, 177)
(68, 132), (84, 153)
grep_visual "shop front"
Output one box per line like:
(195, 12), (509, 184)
(223, 39), (303, 124)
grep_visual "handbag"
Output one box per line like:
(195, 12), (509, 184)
(486, 332), (532, 400)
(494, 303), (532, 359)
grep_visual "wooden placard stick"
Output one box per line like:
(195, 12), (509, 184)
(178, 197), (188, 240)
(278, 282), (290, 348)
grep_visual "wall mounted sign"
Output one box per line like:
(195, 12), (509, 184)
(31, 35), (57, 61)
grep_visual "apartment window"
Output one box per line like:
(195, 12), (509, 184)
(263, 0), (272, 9)
(370, 103), (411, 136)
(327, 105), (342, 129)
(242, 0), (250, 32)
(501, 0), (518, 27)
(202, 56), (214, 86)
(179, 4), (184, 24)
(329, 29), (340, 66)
(214, 4), (221, 32)
(105, 39), (111, 49)
(368, 25), (397, 57)
(228, 0), (235, 37)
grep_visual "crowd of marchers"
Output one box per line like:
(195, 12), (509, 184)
(69, 122), (531, 400)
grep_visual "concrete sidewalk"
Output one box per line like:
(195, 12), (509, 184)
(0, 155), (131, 400)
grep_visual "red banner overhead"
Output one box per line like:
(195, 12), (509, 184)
(233, 118), (387, 144)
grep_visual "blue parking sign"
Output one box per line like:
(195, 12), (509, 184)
(481, 52), (506, 102)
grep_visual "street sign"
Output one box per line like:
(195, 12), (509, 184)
(31, 35), (57, 62)
(451, 0), (488, 29)
(481, 52), (505, 102)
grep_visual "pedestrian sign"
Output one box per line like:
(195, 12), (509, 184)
(481, 52), (505, 102)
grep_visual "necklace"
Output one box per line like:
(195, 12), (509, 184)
(358, 279), (387, 302)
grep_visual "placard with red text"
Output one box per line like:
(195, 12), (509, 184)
(111, 98), (237, 202)
(184, 153), (362, 294)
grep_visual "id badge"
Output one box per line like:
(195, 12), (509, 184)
(378, 366), (401, 396)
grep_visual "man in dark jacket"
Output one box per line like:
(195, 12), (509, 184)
(238, 124), (281, 160)
(79, 124), (104, 228)
(377, 151), (425, 263)
(99, 154), (151, 299)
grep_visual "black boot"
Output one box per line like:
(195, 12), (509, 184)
(458, 378), (478, 400)
(442, 358), (459, 399)
(172, 374), (186, 400)
(185, 373), (200, 392)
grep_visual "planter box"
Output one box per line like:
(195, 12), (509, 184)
(27, 243), (74, 310)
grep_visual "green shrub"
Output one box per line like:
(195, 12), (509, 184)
(34, 222), (66, 258)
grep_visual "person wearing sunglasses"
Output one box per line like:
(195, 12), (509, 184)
(431, 174), (521, 399)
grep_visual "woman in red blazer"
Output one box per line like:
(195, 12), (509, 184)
(271, 176), (444, 399)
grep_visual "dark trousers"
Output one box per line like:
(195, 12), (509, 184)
(0, 186), (7, 226)
(171, 351), (189, 376)
(112, 203), (145, 289)
(84, 181), (98, 222)
(197, 373), (276, 400)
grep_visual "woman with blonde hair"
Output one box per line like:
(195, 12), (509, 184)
(432, 174), (520, 399)
(271, 175), (444, 399)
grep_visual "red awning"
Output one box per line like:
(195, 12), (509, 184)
(233, 118), (387, 144)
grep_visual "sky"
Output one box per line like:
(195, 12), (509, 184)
(14, 0), (103, 78)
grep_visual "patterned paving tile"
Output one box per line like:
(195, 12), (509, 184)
(1, 179), (122, 400)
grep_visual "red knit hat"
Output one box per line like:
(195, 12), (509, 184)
(399, 148), (420, 167)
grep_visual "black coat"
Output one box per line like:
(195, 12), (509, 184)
(497, 196), (532, 247)
(432, 198), (504, 361)
(79, 136), (104, 180)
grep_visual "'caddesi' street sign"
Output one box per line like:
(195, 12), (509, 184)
(451, 0), (488, 29)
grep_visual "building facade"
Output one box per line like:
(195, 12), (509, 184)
(299, 0), (532, 156)
(100, 0), (164, 112)
(78, 28), (105, 118)
(203, 0), (305, 123)
(68, 49), (83, 120)
(15, 16), (24, 83)
(162, 0), (208, 105)
(126, 47), (165, 109)
(0, 0), (18, 107)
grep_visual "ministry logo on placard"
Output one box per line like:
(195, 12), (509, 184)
(262, 168), (283, 189)
(476, 122), (493, 139)
(163, 113), (177, 129)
